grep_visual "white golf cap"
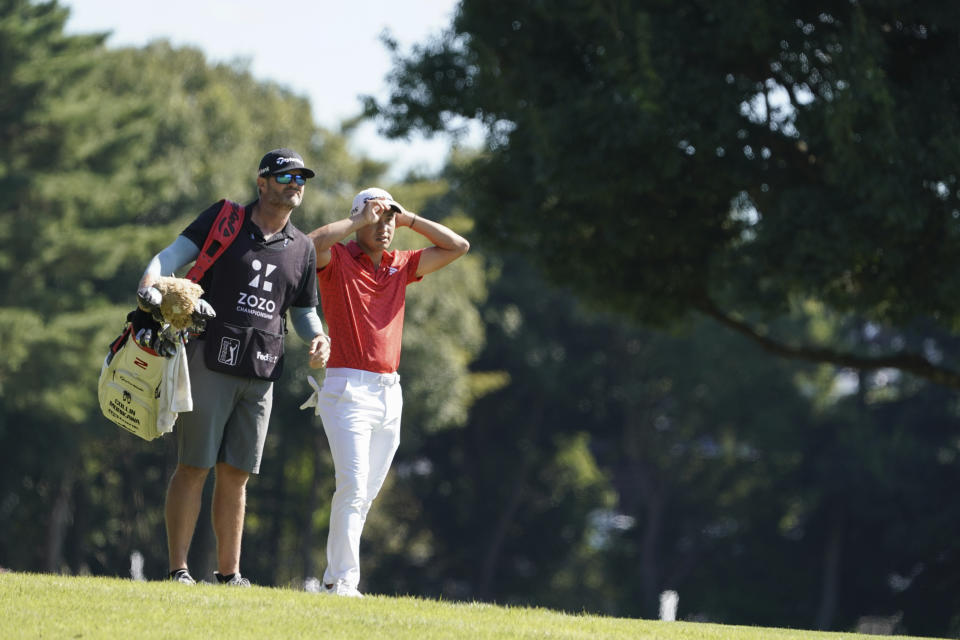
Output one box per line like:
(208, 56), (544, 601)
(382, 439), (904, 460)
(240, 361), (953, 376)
(350, 187), (403, 215)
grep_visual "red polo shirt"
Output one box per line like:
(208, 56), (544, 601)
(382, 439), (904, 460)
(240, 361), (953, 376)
(318, 241), (423, 373)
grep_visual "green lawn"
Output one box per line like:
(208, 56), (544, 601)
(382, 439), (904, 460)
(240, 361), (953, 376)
(0, 571), (939, 640)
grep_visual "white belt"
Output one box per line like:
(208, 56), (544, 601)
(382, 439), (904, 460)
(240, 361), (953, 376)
(326, 367), (400, 387)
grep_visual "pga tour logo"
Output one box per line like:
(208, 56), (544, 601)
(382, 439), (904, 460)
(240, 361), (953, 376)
(218, 337), (240, 366)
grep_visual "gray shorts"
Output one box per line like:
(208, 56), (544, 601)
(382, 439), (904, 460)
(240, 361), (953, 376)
(175, 340), (273, 474)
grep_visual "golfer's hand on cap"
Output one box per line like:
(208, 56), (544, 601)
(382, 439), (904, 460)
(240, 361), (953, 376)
(362, 198), (390, 223)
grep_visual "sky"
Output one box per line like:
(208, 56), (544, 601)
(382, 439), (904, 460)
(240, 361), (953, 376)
(62, 0), (470, 180)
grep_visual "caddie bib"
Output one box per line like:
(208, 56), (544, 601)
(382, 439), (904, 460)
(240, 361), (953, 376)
(192, 207), (316, 380)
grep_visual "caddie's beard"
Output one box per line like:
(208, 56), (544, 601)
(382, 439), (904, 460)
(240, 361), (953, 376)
(267, 189), (301, 208)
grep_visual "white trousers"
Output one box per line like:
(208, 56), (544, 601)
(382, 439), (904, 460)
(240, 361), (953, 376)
(317, 368), (403, 589)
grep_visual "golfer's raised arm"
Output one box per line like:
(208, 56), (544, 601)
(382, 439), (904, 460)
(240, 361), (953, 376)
(396, 209), (470, 276)
(308, 199), (384, 268)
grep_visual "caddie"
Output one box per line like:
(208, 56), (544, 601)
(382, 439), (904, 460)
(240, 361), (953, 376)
(137, 148), (330, 587)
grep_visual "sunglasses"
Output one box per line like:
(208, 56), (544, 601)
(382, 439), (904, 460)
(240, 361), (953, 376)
(274, 173), (307, 186)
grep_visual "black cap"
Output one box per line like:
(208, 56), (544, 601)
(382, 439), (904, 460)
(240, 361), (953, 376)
(257, 148), (316, 179)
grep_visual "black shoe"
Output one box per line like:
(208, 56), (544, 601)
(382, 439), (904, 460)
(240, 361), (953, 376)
(169, 569), (196, 585)
(214, 571), (251, 587)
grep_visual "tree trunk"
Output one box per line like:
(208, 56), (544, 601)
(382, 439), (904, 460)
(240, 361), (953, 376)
(639, 490), (665, 616)
(476, 402), (542, 600)
(476, 456), (530, 599)
(43, 463), (75, 573)
(815, 505), (845, 630)
(620, 409), (666, 619)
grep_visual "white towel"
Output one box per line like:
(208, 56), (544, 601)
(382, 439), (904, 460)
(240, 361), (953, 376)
(157, 338), (193, 433)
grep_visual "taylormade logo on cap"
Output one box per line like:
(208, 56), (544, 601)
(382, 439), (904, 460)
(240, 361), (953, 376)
(274, 156), (303, 169)
(257, 148), (316, 178)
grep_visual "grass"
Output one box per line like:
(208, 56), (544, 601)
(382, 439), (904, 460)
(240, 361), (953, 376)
(0, 571), (941, 640)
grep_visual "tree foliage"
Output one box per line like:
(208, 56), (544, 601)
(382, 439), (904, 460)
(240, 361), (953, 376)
(401, 241), (960, 634)
(367, 0), (960, 386)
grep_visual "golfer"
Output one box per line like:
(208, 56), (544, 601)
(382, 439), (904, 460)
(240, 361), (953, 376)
(303, 187), (469, 597)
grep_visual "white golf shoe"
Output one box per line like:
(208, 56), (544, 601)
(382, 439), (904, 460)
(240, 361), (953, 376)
(321, 580), (364, 598)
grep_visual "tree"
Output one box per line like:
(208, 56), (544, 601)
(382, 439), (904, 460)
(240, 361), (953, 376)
(366, 0), (960, 387)
(0, 0), (118, 573)
(426, 243), (960, 635)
